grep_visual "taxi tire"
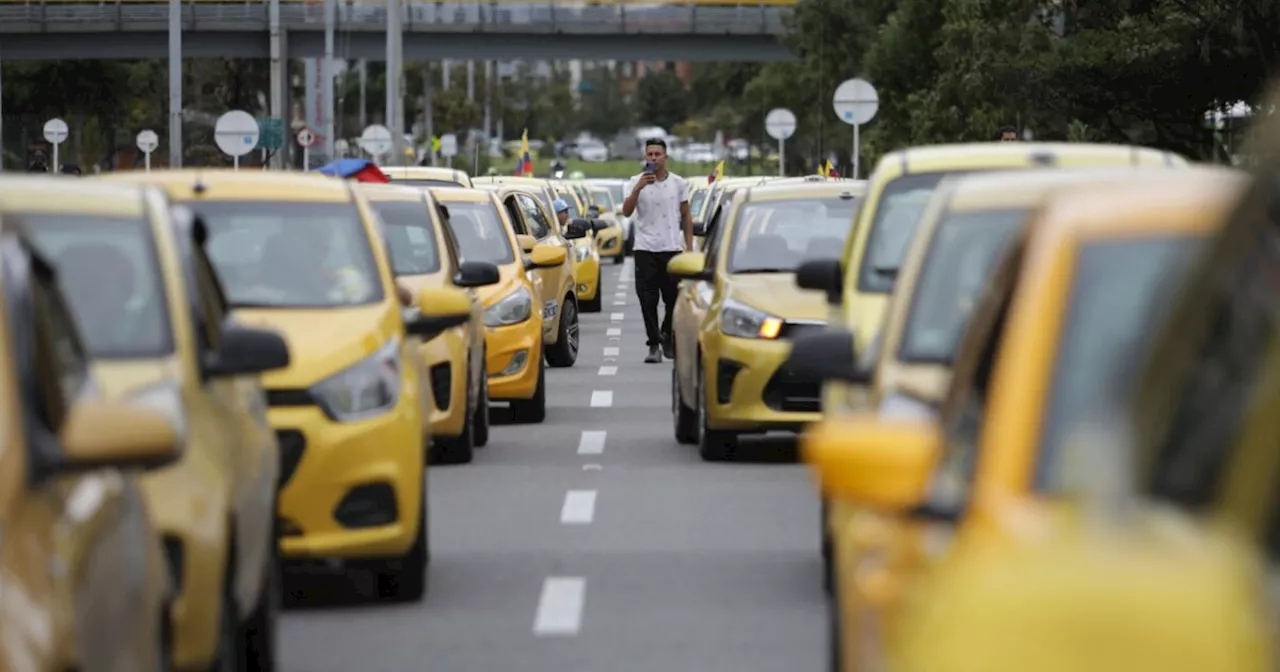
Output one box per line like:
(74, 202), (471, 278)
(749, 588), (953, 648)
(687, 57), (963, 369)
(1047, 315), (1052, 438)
(672, 365), (698, 445)
(545, 298), (580, 367)
(473, 365), (490, 448)
(377, 487), (428, 603)
(214, 577), (244, 672)
(434, 383), (476, 465)
(612, 253), (624, 265)
(510, 358), (547, 423)
(581, 271), (603, 313)
(696, 364), (736, 461)
(821, 500), (834, 596)
(828, 594), (843, 672)
(243, 532), (280, 672)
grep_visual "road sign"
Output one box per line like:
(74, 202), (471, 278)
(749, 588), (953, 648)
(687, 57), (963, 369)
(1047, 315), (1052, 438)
(214, 110), (260, 170)
(136, 129), (159, 172)
(359, 124), (393, 158)
(256, 117), (285, 150)
(296, 128), (316, 148)
(439, 134), (458, 158)
(832, 78), (879, 126)
(764, 108), (796, 141)
(43, 118), (69, 145)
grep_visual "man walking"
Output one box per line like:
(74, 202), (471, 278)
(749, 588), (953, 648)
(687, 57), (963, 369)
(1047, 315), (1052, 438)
(622, 138), (693, 364)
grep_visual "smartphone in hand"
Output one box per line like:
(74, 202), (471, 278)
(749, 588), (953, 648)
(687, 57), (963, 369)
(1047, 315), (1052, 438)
(643, 161), (656, 173)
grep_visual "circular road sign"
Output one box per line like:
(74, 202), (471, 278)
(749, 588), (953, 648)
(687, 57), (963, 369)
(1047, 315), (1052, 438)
(765, 108), (797, 141)
(136, 129), (159, 153)
(359, 124), (393, 157)
(832, 78), (879, 126)
(214, 110), (260, 157)
(43, 118), (69, 145)
(296, 127), (317, 148)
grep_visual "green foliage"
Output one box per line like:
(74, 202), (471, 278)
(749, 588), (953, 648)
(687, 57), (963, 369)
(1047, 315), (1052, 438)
(635, 69), (690, 131)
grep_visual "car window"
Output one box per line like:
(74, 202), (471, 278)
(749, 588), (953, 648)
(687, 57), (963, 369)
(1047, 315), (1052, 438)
(898, 208), (1030, 363)
(591, 188), (616, 212)
(1036, 234), (1199, 492)
(23, 212), (175, 358)
(370, 200), (442, 275)
(724, 196), (859, 273)
(31, 267), (90, 408)
(858, 171), (957, 293)
(691, 189), (710, 220)
(557, 189), (583, 218)
(442, 200), (516, 266)
(197, 200), (384, 308)
(517, 194), (552, 239)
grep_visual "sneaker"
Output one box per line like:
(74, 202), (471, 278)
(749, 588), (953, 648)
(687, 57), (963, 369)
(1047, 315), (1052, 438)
(644, 345), (662, 364)
(661, 338), (675, 360)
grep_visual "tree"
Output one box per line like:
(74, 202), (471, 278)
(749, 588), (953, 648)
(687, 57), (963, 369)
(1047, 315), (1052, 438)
(635, 69), (689, 131)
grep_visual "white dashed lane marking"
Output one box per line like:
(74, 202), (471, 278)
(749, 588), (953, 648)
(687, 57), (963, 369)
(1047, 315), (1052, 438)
(577, 430), (607, 454)
(590, 390), (614, 407)
(560, 490), (598, 524)
(603, 347), (620, 357)
(610, 312), (625, 321)
(533, 577), (586, 636)
(598, 366), (617, 376)
(607, 327), (621, 336)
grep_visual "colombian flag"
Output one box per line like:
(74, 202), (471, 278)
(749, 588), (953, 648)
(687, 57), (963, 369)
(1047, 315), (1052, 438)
(820, 160), (839, 178)
(516, 128), (533, 176)
(707, 160), (724, 185)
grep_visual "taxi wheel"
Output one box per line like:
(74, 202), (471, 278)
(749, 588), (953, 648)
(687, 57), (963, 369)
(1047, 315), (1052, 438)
(214, 577), (244, 672)
(696, 364), (736, 461)
(242, 530), (280, 672)
(545, 298), (580, 367)
(377, 486), (428, 603)
(821, 501), (834, 596)
(580, 274), (602, 313)
(672, 365), (698, 445)
(473, 365), (490, 448)
(612, 253), (624, 265)
(828, 594), (843, 672)
(434, 382), (476, 465)
(510, 358), (547, 423)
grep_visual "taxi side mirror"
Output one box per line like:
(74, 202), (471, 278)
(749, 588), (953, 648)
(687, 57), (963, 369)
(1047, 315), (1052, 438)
(406, 287), (472, 341)
(782, 328), (868, 384)
(563, 219), (588, 240)
(207, 323), (291, 377)
(692, 221), (707, 236)
(667, 251), (710, 281)
(58, 399), (180, 472)
(515, 234), (537, 253)
(796, 258), (844, 305)
(530, 243), (568, 268)
(802, 416), (941, 509)
(454, 261), (500, 288)
(588, 205), (602, 218)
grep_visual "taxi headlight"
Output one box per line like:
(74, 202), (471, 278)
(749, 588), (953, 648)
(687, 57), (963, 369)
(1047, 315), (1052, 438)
(309, 339), (402, 421)
(484, 286), (533, 327)
(719, 298), (783, 340)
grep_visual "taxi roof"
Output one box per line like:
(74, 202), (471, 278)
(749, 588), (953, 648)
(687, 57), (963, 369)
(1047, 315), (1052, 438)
(98, 168), (354, 203)
(943, 167), (1192, 211)
(473, 182), (544, 198)
(381, 165), (473, 187)
(1033, 167), (1245, 244)
(431, 186), (492, 203)
(355, 182), (429, 203)
(0, 176), (150, 216)
(744, 180), (868, 202)
(884, 142), (1184, 173)
(473, 175), (549, 186)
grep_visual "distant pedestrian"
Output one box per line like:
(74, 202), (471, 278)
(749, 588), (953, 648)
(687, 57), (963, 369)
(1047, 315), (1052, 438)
(553, 198), (571, 228)
(621, 138), (692, 364)
(998, 126), (1020, 142)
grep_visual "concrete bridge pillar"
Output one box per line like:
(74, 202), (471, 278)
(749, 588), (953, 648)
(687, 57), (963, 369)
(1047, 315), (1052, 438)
(269, 0), (289, 168)
(168, 0), (181, 167)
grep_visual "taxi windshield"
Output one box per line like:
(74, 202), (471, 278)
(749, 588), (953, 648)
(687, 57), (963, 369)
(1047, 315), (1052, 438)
(23, 212), (175, 358)
(441, 201), (516, 266)
(859, 172), (955, 292)
(370, 200), (442, 275)
(898, 208), (1030, 363)
(591, 189), (616, 212)
(691, 189), (710, 219)
(196, 201), (384, 308)
(1035, 234), (1199, 491)
(557, 192), (583, 218)
(725, 196), (859, 273)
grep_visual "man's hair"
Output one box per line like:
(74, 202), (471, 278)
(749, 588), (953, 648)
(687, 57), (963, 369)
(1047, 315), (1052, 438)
(644, 137), (667, 152)
(997, 126), (1018, 138)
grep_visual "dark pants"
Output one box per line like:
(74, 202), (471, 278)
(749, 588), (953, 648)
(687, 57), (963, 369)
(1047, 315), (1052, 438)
(633, 250), (679, 348)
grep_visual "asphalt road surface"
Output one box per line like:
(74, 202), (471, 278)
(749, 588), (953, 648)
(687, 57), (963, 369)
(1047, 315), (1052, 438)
(279, 258), (826, 671)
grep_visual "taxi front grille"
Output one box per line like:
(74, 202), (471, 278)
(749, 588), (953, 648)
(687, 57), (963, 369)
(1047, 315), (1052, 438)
(778, 321), (826, 340)
(762, 364), (822, 413)
(266, 388), (315, 407)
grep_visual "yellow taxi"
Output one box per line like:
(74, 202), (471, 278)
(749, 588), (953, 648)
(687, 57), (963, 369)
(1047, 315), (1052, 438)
(666, 181), (865, 461)
(693, 176), (769, 247)
(0, 212), (179, 672)
(103, 169), (475, 603)
(8, 177), (292, 670)
(381, 165), (474, 188)
(474, 182), (587, 359)
(359, 183), (500, 464)
(809, 167), (1187, 593)
(584, 178), (630, 255)
(585, 184), (625, 265)
(551, 180), (603, 310)
(790, 167), (1243, 672)
(796, 142), (1190, 417)
(471, 175), (558, 211)
(431, 186), (567, 423)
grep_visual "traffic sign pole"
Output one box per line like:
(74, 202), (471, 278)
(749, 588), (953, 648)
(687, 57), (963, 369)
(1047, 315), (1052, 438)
(214, 110), (261, 171)
(764, 108), (796, 178)
(832, 78), (879, 179)
(296, 127), (316, 172)
(136, 129), (159, 172)
(43, 118), (69, 172)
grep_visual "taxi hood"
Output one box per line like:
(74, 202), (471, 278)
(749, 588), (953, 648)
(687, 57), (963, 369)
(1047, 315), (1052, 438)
(476, 262), (526, 306)
(725, 274), (828, 322)
(232, 304), (399, 388)
(91, 358), (184, 398)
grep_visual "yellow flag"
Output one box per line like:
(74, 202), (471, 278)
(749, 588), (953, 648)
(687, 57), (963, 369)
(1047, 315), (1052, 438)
(818, 160), (829, 177)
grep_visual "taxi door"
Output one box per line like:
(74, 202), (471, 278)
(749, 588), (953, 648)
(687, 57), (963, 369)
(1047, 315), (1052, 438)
(673, 200), (730, 403)
(496, 195), (549, 316)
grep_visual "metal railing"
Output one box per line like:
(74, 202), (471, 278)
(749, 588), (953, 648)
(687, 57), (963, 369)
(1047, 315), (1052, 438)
(0, 0), (792, 33)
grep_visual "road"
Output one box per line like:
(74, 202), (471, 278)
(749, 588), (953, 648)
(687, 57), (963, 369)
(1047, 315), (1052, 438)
(279, 258), (826, 671)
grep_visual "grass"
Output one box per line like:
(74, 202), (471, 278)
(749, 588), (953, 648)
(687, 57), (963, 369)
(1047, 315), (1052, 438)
(487, 157), (758, 180)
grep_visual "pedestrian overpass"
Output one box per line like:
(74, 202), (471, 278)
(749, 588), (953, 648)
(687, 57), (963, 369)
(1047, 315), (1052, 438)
(0, 0), (797, 61)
